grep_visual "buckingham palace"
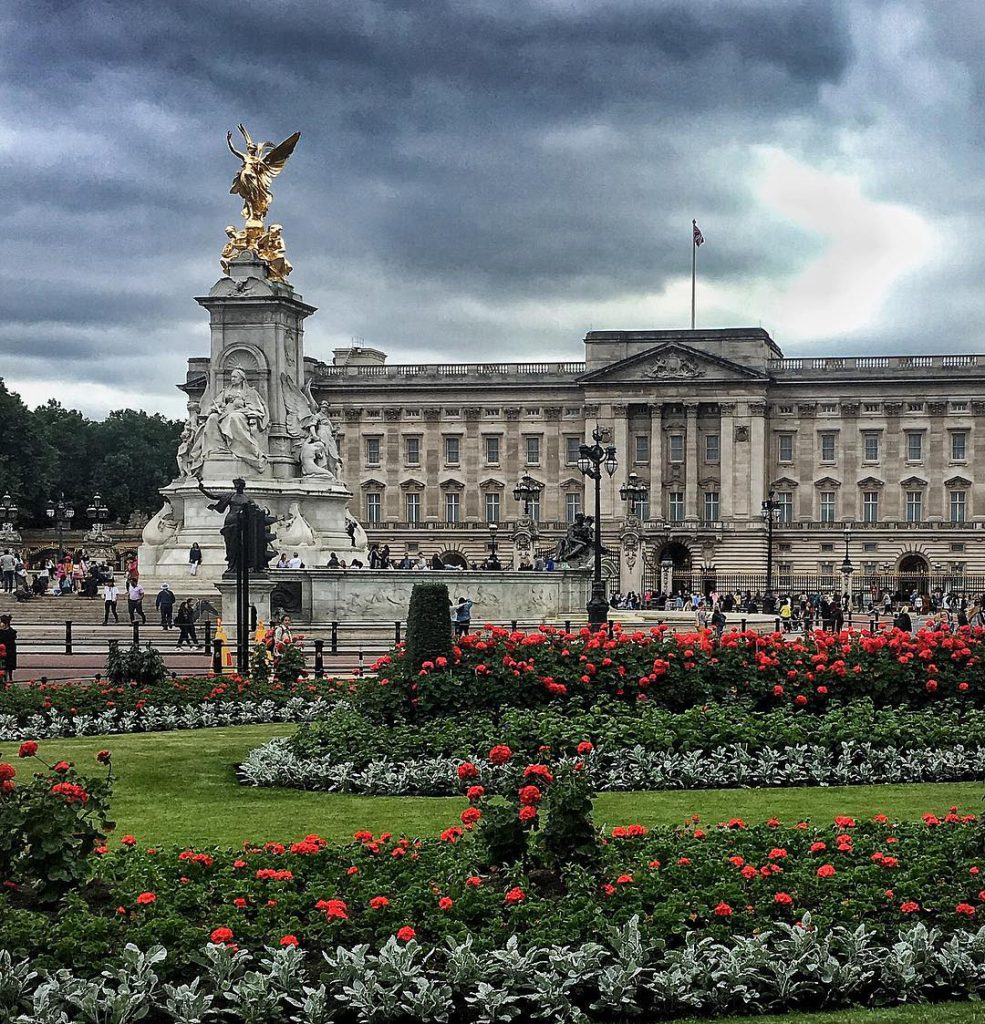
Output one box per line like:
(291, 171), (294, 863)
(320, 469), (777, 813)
(300, 326), (985, 597)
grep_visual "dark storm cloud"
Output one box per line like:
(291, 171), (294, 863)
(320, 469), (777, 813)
(0, 0), (977, 414)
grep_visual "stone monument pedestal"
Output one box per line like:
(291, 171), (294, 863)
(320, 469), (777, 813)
(138, 251), (367, 585)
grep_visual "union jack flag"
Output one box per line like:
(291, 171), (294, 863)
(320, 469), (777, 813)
(692, 220), (704, 247)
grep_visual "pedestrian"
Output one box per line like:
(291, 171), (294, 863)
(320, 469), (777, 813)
(695, 601), (709, 630)
(896, 605), (913, 633)
(454, 597), (473, 636)
(127, 578), (147, 624)
(0, 549), (15, 593)
(156, 583), (176, 629)
(711, 604), (727, 638)
(287, 552), (304, 568)
(102, 577), (119, 624)
(174, 599), (196, 647)
(0, 614), (16, 681)
(274, 614), (293, 645)
(188, 542), (202, 576)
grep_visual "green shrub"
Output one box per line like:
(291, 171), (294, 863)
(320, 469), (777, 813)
(405, 582), (452, 671)
(105, 643), (168, 686)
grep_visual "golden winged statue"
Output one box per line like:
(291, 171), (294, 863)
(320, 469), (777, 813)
(226, 123), (301, 227)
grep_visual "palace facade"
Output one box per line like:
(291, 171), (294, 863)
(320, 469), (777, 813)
(303, 328), (985, 595)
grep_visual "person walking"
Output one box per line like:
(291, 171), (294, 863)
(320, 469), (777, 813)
(454, 597), (473, 637)
(156, 583), (176, 629)
(0, 549), (16, 594)
(188, 542), (202, 576)
(0, 614), (16, 681)
(273, 614), (293, 645)
(102, 578), (119, 624)
(175, 599), (200, 648)
(127, 578), (147, 624)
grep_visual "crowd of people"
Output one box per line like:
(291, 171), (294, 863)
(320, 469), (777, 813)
(270, 543), (562, 572)
(606, 585), (985, 635)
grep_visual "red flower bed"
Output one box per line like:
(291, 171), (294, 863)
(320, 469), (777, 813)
(364, 623), (985, 718)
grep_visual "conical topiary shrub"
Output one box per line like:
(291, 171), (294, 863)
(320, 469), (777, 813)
(405, 581), (452, 670)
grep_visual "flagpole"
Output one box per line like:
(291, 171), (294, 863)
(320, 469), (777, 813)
(690, 222), (696, 330)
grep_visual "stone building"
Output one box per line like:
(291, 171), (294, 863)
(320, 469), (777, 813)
(307, 327), (985, 597)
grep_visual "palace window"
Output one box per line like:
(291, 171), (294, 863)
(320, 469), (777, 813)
(366, 492), (381, 524)
(951, 542), (966, 552)
(863, 542), (877, 552)
(633, 494), (650, 520)
(705, 434), (720, 463)
(525, 435), (541, 465)
(906, 432), (923, 461)
(634, 435), (649, 463)
(484, 492), (500, 523)
(445, 492), (460, 524)
(405, 493), (421, 524)
(484, 435), (500, 464)
(775, 492), (793, 523)
(862, 491), (879, 523)
(527, 494), (541, 523)
(565, 493), (582, 523)
(819, 491), (836, 523)
(565, 436), (581, 464)
(703, 491), (720, 522)
(950, 490), (967, 524)
(365, 437), (381, 465)
(951, 432), (968, 461)
(404, 436), (421, 466)
(863, 432), (879, 461)
(669, 434), (684, 463)
(905, 491), (923, 523)
(444, 436), (460, 465)
(820, 433), (837, 462)
(778, 433), (794, 463)
(820, 543), (834, 553)
(668, 492), (685, 522)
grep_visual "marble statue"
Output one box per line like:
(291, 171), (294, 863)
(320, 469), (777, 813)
(176, 426), (194, 478)
(141, 500), (181, 547)
(192, 368), (269, 473)
(281, 372), (342, 478)
(278, 501), (315, 548)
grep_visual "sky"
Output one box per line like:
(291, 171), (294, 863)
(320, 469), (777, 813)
(1, 0), (982, 419)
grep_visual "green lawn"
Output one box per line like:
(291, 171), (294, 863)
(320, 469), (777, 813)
(686, 1005), (981, 1024)
(21, 725), (985, 847)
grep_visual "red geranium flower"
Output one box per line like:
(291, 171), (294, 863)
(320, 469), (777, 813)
(369, 896), (390, 909)
(488, 745), (513, 765)
(17, 741), (38, 758)
(714, 902), (733, 917)
(96, 750), (111, 764)
(460, 807), (481, 826)
(210, 927), (234, 944)
(136, 892), (156, 905)
(438, 896), (453, 910)
(504, 887), (526, 904)
(396, 925), (416, 941)
(816, 864), (837, 878)
(279, 935), (299, 946)
(517, 785), (542, 806)
(456, 762), (479, 781)
(774, 892), (793, 905)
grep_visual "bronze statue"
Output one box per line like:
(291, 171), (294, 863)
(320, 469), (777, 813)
(226, 124), (301, 226)
(197, 477), (250, 571)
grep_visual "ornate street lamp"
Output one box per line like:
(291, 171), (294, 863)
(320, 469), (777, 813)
(86, 492), (110, 539)
(46, 492), (75, 561)
(761, 490), (783, 595)
(487, 521), (499, 566)
(512, 475), (542, 517)
(619, 472), (648, 519)
(577, 425), (618, 628)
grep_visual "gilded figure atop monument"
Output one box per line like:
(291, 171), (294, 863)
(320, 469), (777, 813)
(222, 124), (300, 281)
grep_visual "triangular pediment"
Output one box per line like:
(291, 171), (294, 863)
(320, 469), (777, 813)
(577, 342), (767, 385)
(814, 476), (842, 489)
(857, 476), (884, 489)
(771, 476), (799, 489)
(945, 474), (973, 488)
(900, 475), (928, 489)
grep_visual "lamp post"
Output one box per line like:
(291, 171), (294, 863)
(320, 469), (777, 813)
(46, 493), (75, 561)
(619, 471), (648, 520)
(86, 492), (110, 539)
(761, 490), (782, 595)
(512, 475), (542, 517)
(840, 523), (854, 598)
(488, 521), (499, 567)
(0, 492), (19, 544)
(577, 425), (618, 628)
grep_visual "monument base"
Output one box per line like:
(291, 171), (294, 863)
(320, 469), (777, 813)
(137, 472), (368, 583)
(215, 568), (592, 625)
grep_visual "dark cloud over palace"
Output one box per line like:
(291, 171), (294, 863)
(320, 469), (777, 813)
(1, 1), (981, 416)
